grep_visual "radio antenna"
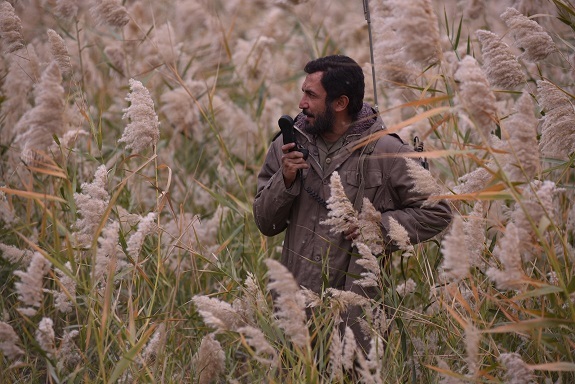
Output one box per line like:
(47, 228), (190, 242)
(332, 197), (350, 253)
(363, 0), (378, 111)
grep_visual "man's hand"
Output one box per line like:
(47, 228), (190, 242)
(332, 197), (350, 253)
(282, 143), (309, 188)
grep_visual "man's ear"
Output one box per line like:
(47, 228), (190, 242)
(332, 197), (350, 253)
(333, 95), (349, 112)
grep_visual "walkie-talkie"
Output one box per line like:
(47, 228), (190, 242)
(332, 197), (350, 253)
(278, 115), (309, 160)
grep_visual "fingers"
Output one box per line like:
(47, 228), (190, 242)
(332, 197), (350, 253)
(344, 226), (359, 241)
(281, 145), (309, 188)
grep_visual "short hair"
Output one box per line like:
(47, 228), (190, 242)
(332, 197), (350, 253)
(303, 55), (365, 118)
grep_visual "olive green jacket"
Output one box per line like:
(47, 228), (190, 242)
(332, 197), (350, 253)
(253, 104), (452, 294)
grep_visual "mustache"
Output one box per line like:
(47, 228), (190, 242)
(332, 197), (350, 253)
(302, 110), (313, 117)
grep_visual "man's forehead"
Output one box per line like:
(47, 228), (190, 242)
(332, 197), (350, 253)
(302, 71), (325, 92)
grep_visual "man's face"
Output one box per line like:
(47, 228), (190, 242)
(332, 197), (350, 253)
(298, 72), (335, 135)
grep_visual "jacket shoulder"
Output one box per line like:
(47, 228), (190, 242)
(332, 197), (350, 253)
(373, 132), (411, 153)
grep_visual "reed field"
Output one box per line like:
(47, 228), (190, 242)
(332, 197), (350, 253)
(1, 0), (574, 382)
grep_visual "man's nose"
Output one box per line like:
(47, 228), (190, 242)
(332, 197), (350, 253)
(298, 97), (307, 110)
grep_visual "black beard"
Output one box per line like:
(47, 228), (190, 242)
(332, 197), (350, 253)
(303, 103), (335, 136)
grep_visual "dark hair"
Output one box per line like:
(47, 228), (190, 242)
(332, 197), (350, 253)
(303, 55), (365, 118)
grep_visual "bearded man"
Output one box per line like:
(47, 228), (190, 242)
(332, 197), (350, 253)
(253, 55), (452, 352)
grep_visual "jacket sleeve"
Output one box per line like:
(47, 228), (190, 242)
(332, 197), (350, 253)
(379, 142), (452, 252)
(253, 140), (301, 237)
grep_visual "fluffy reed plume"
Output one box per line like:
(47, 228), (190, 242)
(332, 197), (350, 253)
(464, 323), (480, 377)
(405, 157), (442, 198)
(510, 180), (562, 256)
(237, 326), (277, 366)
(89, 0), (129, 28)
(453, 166), (493, 195)
(396, 278), (417, 295)
(355, 337), (385, 383)
(192, 333), (226, 384)
(264, 258), (309, 348)
(0, 321), (24, 360)
(326, 288), (371, 314)
(192, 295), (244, 332)
(14, 252), (52, 316)
(385, 0), (442, 66)
(475, 29), (525, 89)
(454, 55), (498, 141)
(0, 243), (32, 265)
(498, 353), (535, 384)
(0, 50), (38, 144)
(536, 80), (575, 159)
(328, 326), (344, 381)
(486, 223), (525, 290)
(94, 220), (121, 288)
(47, 29), (72, 78)
(14, 61), (66, 165)
(342, 326), (357, 371)
(371, 1), (416, 85)
(500, 91), (540, 182)
(500, 7), (556, 62)
(73, 165), (110, 248)
(119, 78), (160, 153)
(126, 212), (157, 262)
(141, 323), (166, 364)
(388, 216), (414, 257)
(321, 171), (359, 235)
(436, 358), (464, 384)
(54, 0), (78, 21)
(466, 202), (486, 267)
(0, 1), (24, 53)
(53, 262), (76, 314)
(440, 215), (469, 282)
(357, 198), (383, 254)
(354, 242), (381, 288)
(56, 329), (80, 372)
(35, 317), (56, 357)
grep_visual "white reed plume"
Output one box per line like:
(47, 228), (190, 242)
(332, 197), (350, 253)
(498, 352), (535, 384)
(453, 166), (493, 195)
(237, 326), (278, 366)
(440, 215), (470, 282)
(35, 317), (56, 357)
(53, 261), (76, 314)
(500, 7), (556, 62)
(396, 278), (417, 295)
(94, 220), (121, 288)
(192, 333), (225, 384)
(454, 55), (498, 141)
(192, 295), (244, 332)
(14, 252), (52, 316)
(536, 80), (575, 159)
(357, 198), (384, 255)
(264, 258), (309, 348)
(342, 326), (357, 371)
(0, 321), (24, 360)
(0, 243), (32, 265)
(464, 323), (481, 377)
(388, 216), (414, 257)
(0, 1), (24, 53)
(500, 91), (540, 182)
(14, 61), (66, 165)
(328, 326), (344, 381)
(73, 165), (109, 248)
(405, 157), (442, 198)
(475, 29), (525, 89)
(141, 323), (166, 364)
(371, 1), (416, 85)
(126, 212), (157, 262)
(466, 202), (486, 268)
(89, 0), (129, 28)
(486, 223), (526, 290)
(326, 288), (371, 315)
(119, 78), (160, 153)
(355, 336), (384, 384)
(47, 29), (72, 78)
(56, 329), (80, 372)
(384, 0), (442, 66)
(353, 242), (381, 288)
(321, 171), (359, 236)
(54, 0), (78, 21)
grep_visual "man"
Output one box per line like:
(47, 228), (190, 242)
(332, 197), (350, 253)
(253, 55), (451, 352)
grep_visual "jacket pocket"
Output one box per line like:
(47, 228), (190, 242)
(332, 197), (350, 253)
(345, 170), (383, 189)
